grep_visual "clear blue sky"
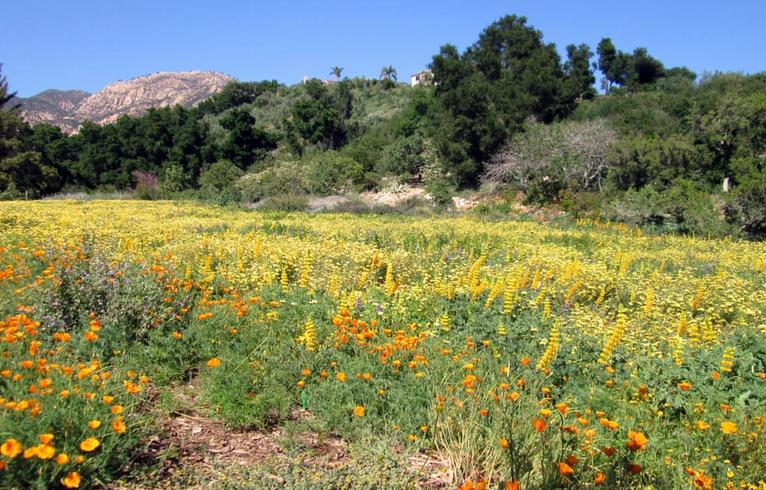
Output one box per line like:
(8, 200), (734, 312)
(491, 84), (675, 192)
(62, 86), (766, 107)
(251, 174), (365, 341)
(2, 0), (764, 97)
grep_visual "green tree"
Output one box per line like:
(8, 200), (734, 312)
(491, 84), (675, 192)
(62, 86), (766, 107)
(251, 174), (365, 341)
(197, 81), (281, 115)
(563, 43), (596, 102)
(429, 15), (575, 185)
(198, 159), (244, 203)
(0, 65), (60, 197)
(330, 66), (344, 81)
(379, 65), (397, 81)
(596, 39), (666, 92)
(219, 108), (278, 170)
(596, 38), (618, 93)
(287, 80), (347, 150)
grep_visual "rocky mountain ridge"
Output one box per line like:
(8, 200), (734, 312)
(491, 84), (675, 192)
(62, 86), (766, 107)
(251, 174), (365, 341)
(16, 71), (232, 133)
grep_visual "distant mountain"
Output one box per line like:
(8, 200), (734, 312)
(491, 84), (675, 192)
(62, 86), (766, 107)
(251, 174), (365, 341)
(13, 89), (91, 133)
(16, 71), (233, 133)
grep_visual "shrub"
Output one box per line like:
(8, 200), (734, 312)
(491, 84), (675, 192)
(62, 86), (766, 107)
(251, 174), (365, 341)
(131, 170), (159, 200)
(604, 181), (733, 236)
(257, 193), (309, 212)
(237, 162), (310, 203)
(198, 160), (244, 204)
(729, 171), (766, 239)
(305, 151), (365, 195)
(159, 164), (191, 194)
(483, 119), (617, 203)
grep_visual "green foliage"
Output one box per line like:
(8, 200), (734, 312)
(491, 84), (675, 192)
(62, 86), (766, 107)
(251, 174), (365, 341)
(286, 80), (349, 151)
(729, 171), (766, 238)
(159, 163), (191, 193)
(219, 108), (278, 170)
(604, 180), (733, 236)
(237, 162), (310, 202)
(1, 67), (62, 197)
(428, 15), (590, 185)
(597, 38), (669, 93)
(380, 133), (426, 178)
(257, 193), (310, 212)
(198, 160), (244, 203)
(305, 151), (365, 195)
(607, 134), (703, 191)
(341, 123), (393, 174)
(197, 80), (281, 115)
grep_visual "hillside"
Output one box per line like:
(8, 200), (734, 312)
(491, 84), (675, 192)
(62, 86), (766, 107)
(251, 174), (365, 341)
(17, 71), (232, 133)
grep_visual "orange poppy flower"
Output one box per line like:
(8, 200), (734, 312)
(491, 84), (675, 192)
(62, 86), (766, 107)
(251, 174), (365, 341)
(558, 462), (574, 476)
(112, 417), (127, 434)
(62, 471), (81, 488)
(0, 438), (22, 458)
(532, 418), (547, 432)
(595, 472), (606, 485)
(626, 431), (648, 451)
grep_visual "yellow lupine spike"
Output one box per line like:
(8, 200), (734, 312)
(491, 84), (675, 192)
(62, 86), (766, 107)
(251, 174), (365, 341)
(280, 267), (289, 292)
(299, 253), (312, 289)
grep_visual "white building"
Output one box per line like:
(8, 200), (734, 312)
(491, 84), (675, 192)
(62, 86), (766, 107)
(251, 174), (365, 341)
(410, 70), (433, 87)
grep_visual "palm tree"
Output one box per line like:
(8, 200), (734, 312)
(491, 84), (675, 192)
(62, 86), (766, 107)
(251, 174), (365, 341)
(330, 66), (343, 81)
(380, 65), (397, 82)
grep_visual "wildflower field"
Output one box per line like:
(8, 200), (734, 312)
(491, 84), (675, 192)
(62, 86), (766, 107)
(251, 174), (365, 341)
(0, 201), (765, 489)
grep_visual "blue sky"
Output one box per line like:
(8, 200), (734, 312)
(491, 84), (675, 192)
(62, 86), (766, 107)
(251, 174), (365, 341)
(2, 0), (764, 97)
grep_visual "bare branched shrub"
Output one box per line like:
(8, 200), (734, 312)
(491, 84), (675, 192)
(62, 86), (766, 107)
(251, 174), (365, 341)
(482, 119), (618, 193)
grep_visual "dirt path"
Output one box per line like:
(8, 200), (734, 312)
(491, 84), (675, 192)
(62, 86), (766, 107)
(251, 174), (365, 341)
(109, 381), (451, 489)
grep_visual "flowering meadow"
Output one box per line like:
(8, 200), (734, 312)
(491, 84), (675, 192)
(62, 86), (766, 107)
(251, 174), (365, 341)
(0, 201), (765, 489)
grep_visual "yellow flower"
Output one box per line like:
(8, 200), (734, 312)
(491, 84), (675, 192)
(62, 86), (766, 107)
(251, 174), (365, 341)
(207, 357), (221, 368)
(80, 437), (100, 452)
(336, 371), (347, 382)
(56, 453), (70, 465)
(88, 420), (101, 429)
(720, 421), (737, 435)
(353, 405), (365, 417)
(696, 420), (710, 430)
(61, 471), (81, 488)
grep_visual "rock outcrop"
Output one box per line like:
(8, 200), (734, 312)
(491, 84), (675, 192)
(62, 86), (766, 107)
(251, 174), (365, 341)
(17, 71), (232, 133)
